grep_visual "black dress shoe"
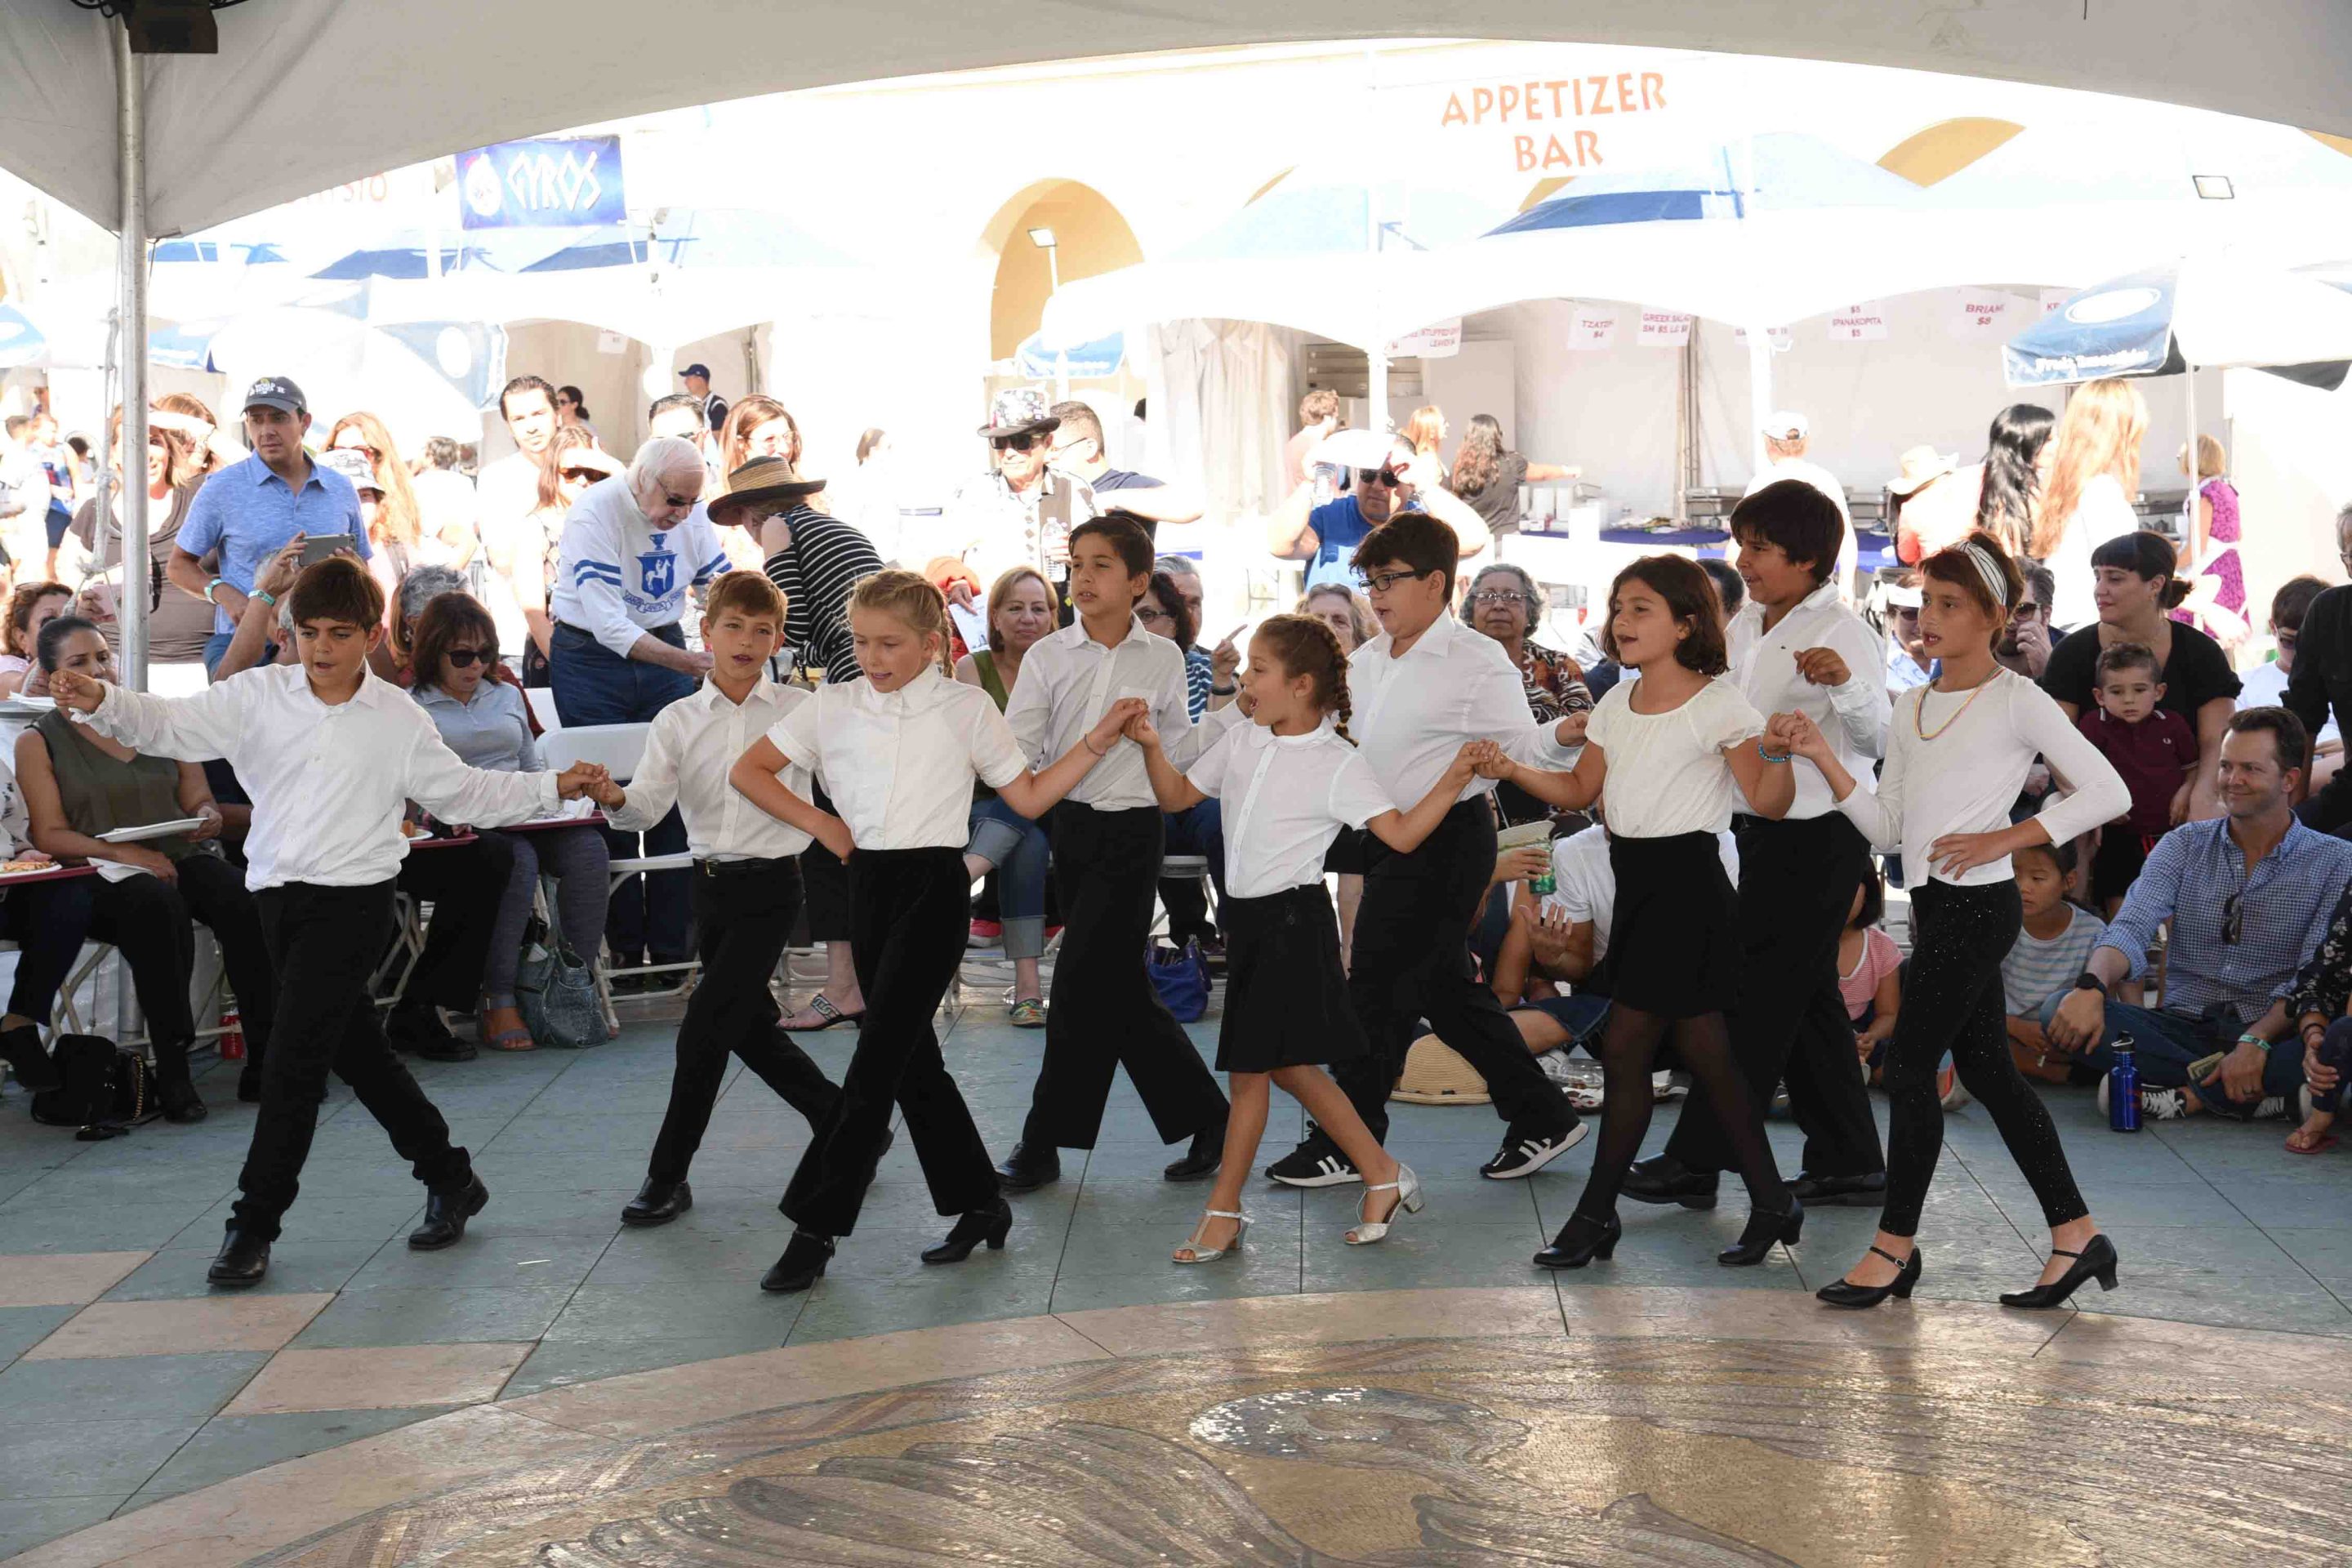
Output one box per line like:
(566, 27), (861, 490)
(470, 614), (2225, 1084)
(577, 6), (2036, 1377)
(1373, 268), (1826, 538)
(2000, 1234), (2119, 1310)
(761, 1229), (834, 1293)
(1620, 1153), (1719, 1209)
(921, 1198), (1013, 1263)
(208, 1228), (270, 1285)
(1790, 1169), (1887, 1207)
(1533, 1210), (1621, 1269)
(1162, 1123), (1225, 1183)
(1717, 1198), (1804, 1266)
(621, 1178), (692, 1227)
(408, 1176), (489, 1250)
(156, 1070), (208, 1124)
(389, 1005), (476, 1062)
(996, 1143), (1062, 1192)
(1817, 1244), (1922, 1309)
(0, 1022), (60, 1092)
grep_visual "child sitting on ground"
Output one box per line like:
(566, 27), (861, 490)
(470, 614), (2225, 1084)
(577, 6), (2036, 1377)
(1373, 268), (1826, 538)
(1839, 871), (1902, 1077)
(2074, 642), (2194, 915)
(2002, 839), (2109, 1086)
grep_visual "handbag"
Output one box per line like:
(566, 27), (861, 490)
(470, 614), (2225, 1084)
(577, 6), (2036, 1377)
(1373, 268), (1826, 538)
(1147, 938), (1210, 1023)
(29, 1035), (157, 1139)
(515, 916), (603, 1050)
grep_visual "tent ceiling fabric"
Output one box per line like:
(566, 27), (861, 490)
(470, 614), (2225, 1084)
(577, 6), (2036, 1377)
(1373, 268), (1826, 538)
(6, 2), (2352, 237)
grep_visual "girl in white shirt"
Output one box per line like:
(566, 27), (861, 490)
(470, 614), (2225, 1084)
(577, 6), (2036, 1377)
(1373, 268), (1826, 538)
(1774, 532), (2130, 1312)
(1129, 614), (1478, 1263)
(724, 570), (1144, 1295)
(1473, 555), (1799, 1272)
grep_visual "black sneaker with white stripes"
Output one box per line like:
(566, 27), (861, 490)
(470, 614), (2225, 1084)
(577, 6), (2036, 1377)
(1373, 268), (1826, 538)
(1265, 1127), (1361, 1187)
(1479, 1119), (1589, 1180)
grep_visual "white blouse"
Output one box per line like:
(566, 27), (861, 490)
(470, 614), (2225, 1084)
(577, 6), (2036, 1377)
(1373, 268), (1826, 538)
(766, 666), (1027, 851)
(1837, 667), (2131, 887)
(1185, 718), (1396, 898)
(2046, 473), (2140, 630)
(1584, 676), (1766, 840)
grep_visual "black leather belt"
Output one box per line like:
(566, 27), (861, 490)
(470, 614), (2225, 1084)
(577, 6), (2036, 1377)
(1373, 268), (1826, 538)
(696, 856), (792, 877)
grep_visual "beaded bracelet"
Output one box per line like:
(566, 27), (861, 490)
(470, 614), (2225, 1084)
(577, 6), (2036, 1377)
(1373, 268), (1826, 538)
(1757, 741), (1793, 764)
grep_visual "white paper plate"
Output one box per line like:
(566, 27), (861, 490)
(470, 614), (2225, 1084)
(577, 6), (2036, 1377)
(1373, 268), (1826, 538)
(97, 817), (206, 844)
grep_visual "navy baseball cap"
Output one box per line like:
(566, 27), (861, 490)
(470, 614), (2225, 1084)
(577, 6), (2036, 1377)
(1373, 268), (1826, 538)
(679, 363), (712, 381)
(243, 376), (306, 415)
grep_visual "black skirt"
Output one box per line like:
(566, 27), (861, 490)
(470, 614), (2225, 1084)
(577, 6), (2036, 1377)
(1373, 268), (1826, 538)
(1215, 884), (1368, 1073)
(1603, 831), (1740, 1018)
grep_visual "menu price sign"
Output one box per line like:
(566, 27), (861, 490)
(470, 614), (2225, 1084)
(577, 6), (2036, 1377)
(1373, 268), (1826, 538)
(1637, 310), (1693, 348)
(1567, 305), (1619, 350)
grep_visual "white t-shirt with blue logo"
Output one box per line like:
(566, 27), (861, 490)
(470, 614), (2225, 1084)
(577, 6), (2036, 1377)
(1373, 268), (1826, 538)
(548, 480), (728, 658)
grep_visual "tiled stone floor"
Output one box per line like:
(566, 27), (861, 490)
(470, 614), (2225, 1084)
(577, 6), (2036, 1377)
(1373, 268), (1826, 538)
(2, 969), (2348, 1561)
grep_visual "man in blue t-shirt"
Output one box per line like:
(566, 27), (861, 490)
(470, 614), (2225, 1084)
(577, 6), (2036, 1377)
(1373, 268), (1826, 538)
(1265, 435), (1490, 589)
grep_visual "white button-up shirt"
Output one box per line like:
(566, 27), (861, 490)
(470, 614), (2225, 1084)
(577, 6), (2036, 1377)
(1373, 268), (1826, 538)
(609, 675), (815, 859)
(1186, 717), (1397, 898)
(82, 665), (557, 891)
(1004, 617), (1216, 811)
(767, 666), (1027, 850)
(1726, 580), (1889, 819)
(1350, 612), (1575, 807)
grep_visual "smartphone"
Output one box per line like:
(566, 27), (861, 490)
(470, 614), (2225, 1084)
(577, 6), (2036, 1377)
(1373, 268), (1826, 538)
(301, 532), (356, 566)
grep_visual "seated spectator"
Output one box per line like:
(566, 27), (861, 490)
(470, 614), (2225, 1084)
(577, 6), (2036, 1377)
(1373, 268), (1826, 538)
(1298, 582), (1376, 651)
(1463, 562), (1593, 826)
(1839, 871), (1901, 1077)
(385, 564), (471, 685)
(0, 580), (70, 697)
(1152, 555), (1221, 716)
(1880, 577), (1932, 695)
(1298, 581), (1375, 965)
(2284, 508), (2352, 831)
(16, 615), (273, 1122)
(955, 567), (1058, 1024)
(2289, 884), (2352, 1153)
(2045, 709), (2352, 1119)
(410, 593), (609, 1050)
(2075, 642), (2196, 913)
(1699, 557), (1746, 628)
(1996, 563), (2058, 680)
(2241, 574), (2341, 795)
(0, 749), (97, 1098)
(1134, 568), (1226, 955)
(2001, 839), (2111, 1085)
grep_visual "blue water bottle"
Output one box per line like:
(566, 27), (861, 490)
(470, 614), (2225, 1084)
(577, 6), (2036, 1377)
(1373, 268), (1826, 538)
(2107, 1036), (2140, 1133)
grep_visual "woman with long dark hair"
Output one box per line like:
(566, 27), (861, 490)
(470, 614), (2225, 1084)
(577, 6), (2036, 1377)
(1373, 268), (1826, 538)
(1447, 414), (1580, 537)
(1973, 403), (2056, 558)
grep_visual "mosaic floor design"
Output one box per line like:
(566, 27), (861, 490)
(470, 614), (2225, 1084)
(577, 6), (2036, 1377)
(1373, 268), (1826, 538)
(29, 1299), (2337, 1568)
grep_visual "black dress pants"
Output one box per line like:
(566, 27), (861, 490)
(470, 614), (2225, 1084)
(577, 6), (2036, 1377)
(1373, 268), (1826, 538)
(87, 853), (277, 1062)
(798, 782), (853, 944)
(782, 849), (996, 1236)
(232, 881), (470, 1243)
(1664, 813), (1886, 1179)
(1336, 799), (1572, 1142)
(2, 876), (93, 1022)
(1020, 803), (1227, 1151)
(392, 835), (514, 1013)
(646, 860), (841, 1184)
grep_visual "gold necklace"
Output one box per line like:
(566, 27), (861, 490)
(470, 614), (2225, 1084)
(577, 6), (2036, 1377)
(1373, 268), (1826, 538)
(1913, 671), (1998, 742)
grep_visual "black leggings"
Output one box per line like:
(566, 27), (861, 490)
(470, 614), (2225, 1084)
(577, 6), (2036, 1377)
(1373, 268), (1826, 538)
(1882, 878), (2088, 1237)
(1575, 1005), (1788, 1221)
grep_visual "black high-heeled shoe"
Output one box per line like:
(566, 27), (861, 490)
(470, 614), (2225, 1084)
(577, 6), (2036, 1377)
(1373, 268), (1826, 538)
(1717, 1197), (1803, 1267)
(1816, 1244), (1922, 1309)
(1532, 1210), (1620, 1269)
(1999, 1234), (2118, 1310)
(921, 1199), (1013, 1263)
(761, 1230), (835, 1293)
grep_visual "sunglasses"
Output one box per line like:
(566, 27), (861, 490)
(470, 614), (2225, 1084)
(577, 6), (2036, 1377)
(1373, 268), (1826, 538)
(337, 443), (383, 464)
(2222, 892), (2243, 947)
(444, 648), (488, 668)
(1356, 467), (1403, 488)
(559, 467), (602, 484)
(992, 433), (1042, 453)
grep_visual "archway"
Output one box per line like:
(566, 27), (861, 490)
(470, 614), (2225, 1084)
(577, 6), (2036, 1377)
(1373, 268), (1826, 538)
(979, 179), (1144, 359)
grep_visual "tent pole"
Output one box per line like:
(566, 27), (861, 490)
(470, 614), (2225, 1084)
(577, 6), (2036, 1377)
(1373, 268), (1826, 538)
(2182, 363), (2198, 549)
(1747, 331), (1773, 479)
(114, 19), (149, 694)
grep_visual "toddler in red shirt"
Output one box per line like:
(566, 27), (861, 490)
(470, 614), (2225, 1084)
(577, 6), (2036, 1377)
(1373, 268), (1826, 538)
(2075, 642), (2195, 913)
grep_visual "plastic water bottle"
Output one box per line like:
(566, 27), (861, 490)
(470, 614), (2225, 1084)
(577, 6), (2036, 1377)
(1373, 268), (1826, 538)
(2107, 1036), (2140, 1132)
(217, 1008), (244, 1062)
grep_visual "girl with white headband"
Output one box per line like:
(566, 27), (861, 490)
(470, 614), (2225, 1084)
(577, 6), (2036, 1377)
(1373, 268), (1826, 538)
(1771, 529), (2132, 1312)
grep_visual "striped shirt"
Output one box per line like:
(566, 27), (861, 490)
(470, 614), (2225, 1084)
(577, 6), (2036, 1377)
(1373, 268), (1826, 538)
(1183, 645), (1214, 721)
(764, 505), (884, 686)
(2001, 903), (2108, 1017)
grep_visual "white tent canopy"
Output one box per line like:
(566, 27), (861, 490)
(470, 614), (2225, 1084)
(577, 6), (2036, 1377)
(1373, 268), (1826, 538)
(6, 2), (2352, 238)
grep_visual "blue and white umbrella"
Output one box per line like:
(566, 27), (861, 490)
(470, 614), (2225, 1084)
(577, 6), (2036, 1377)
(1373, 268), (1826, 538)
(1015, 328), (1124, 381)
(2005, 257), (2352, 390)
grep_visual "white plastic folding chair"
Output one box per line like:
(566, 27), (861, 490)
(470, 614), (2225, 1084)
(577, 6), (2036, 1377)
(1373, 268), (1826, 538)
(1153, 853), (1212, 941)
(539, 723), (697, 1019)
(525, 686), (564, 734)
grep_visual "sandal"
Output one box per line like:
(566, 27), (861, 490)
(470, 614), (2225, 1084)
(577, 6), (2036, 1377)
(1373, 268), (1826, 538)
(479, 1009), (536, 1053)
(2286, 1125), (2338, 1155)
(782, 994), (865, 1032)
(1009, 997), (1046, 1028)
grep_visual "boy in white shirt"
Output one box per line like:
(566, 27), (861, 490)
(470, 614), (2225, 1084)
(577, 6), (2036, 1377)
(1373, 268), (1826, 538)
(994, 514), (1232, 1192)
(584, 572), (854, 1228)
(51, 558), (609, 1288)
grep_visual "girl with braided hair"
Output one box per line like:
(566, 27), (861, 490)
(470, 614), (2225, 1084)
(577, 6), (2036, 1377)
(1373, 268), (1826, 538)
(1129, 613), (1482, 1263)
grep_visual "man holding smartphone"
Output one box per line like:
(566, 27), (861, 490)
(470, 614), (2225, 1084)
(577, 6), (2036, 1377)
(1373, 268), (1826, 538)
(169, 376), (368, 676)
